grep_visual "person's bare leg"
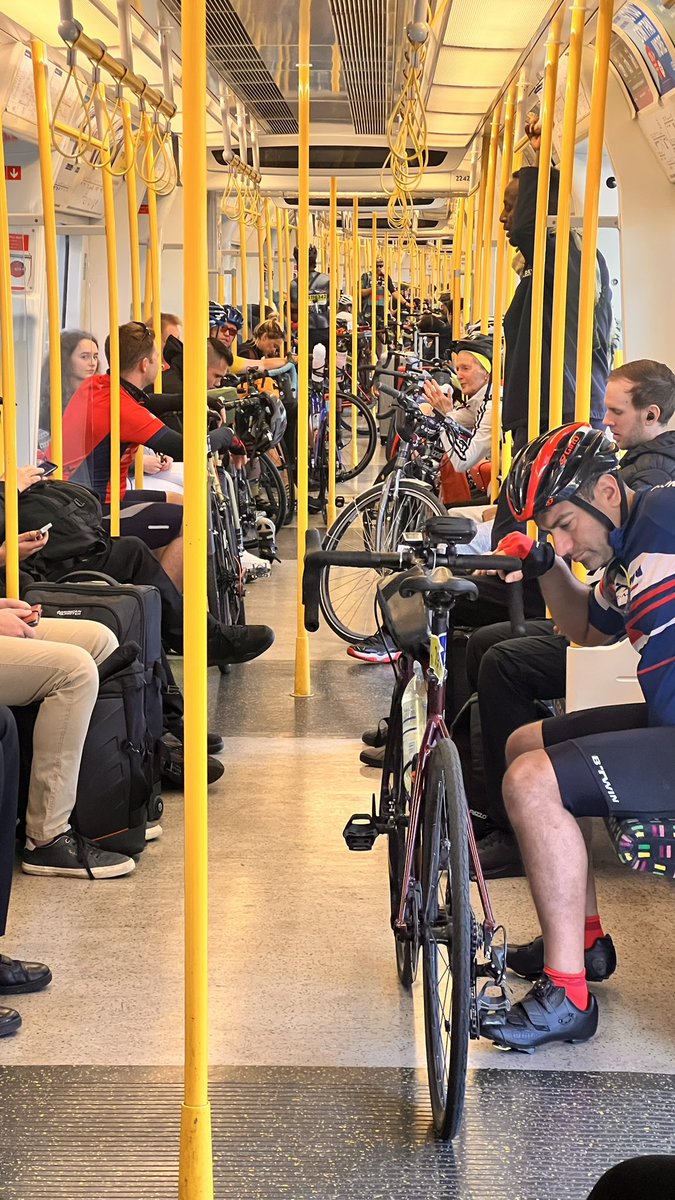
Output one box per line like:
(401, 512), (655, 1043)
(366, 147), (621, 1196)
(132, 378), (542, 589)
(578, 816), (600, 918)
(155, 535), (183, 591)
(505, 719), (544, 765)
(503, 749), (586, 974)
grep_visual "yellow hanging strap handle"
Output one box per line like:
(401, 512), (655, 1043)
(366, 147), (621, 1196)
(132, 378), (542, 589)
(491, 83), (517, 502)
(550, 0), (586, 428)
(576, 0), (613, 422)
(32, 41), (63, 477)
(0, 111), (19, 598)
(527, 13), (563, 443)
(327, 176), (338, 528)
(480, 103), (503, 334)
(294, 0), (312, 698)
(51, 46), (93, 161)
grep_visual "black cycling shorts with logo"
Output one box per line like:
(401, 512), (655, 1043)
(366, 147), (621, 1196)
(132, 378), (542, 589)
(542, 703), (675, 819)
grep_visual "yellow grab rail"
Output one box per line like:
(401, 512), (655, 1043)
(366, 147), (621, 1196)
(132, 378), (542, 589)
(31, 41), (63, 477)
(490, 82), (517, 500)
(0, 111), (19, 597)
(122, 103), (146, 487)
(550, 0), (586, 427)
(283, 208), (292, 349)
(239, 209), (249, 339)
(276, 205), (285, 351)
(351, 198), (360, 469)
(96, 87), (121, 536)
(178, 0), (214, 1193)
(265, 198), (275, 313)
(480, 103), (503, 334)
(371, 212), (378, 368)
(327, 176), (338, 527)
(527, 13), (562, 442)
(256, 213), (265, 330)
(294, 0), (312, 698)
(472, 133), (490, 326)
(462, 192), (475, 336)
(575, 0), (613, 421)
(451, 197), (464, 343)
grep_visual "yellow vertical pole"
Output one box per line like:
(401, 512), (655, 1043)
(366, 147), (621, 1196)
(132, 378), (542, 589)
(294, 0), (312, 697)
(179, 0), (213, 1194)
(31, 41), (63, 477)
(327, 176), (338, 527)
(527, 13), (562, 441)
(550, 0), (586, 427)
(0, 111), (19, 597)
(490, 83), (517, 500)
(472, 133), (490, 326)
(256, 213), (265, 329)
(396, 235), (402, 338)
(143, 247), (152, 322)
(239, 210), (249, 339)
(231, 269), (237, 307)
(265, 197), (274, 311)
(480, 102), (503, 334)
(371, 211), (378, 367)
(575, 0), (613, 421)
(383, 236), (390, 330)
(143, 114), (162, 492)
(351, 198), (360, 466)
(217, 272), (225, 306)
(451, 197), (465, 342)
(283, 208), (292, 345)
(463, 191), (475, 333)
(276, 205), (285, 350)
(97, 87), (121, 537)
(121, 101), (145, 487)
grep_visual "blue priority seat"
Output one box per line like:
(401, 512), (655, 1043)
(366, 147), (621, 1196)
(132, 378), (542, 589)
(605, 816), (675, 878)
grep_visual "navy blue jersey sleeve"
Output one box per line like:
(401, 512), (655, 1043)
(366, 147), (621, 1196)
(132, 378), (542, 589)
(588, 579), (627, 637)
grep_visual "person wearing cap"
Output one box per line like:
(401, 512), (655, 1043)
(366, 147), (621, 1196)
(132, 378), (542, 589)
(360, 256), (402, 326)
(479, 423), (675, 1052)
(423, 335), (493, 474)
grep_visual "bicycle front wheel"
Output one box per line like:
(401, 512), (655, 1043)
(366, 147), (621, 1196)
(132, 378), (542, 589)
(335, 392), (377, 482)
(421, 738), (471, 1141)
(319, 479), (447, 643)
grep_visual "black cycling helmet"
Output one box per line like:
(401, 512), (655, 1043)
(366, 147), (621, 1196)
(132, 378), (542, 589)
(454, 333), (493, 370)
(507, 422), (623, 530)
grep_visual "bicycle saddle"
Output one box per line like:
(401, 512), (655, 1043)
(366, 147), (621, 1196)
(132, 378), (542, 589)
(399, 567), (478, 601)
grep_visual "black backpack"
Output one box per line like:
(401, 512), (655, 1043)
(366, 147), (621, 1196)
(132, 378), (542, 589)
(16, 480), (109, 563)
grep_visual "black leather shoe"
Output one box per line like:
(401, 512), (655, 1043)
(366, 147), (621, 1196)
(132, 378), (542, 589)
(507, 934), (617, 983)
(475, 830), (525, 879)
(486, 975), (598, 1053)
(0, 955), (52, 995)
(164, 727), (225, 755)
(207, 622), (274, 667)
(362, 718), (389, 748)
(161, 747), (225, 790)
(360, 744), (385, 768)
(0, 1006), (21, 1037)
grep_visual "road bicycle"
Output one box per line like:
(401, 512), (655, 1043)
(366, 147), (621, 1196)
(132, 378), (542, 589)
(307, 374), (377, 519)
(303, 517), (525, 1139)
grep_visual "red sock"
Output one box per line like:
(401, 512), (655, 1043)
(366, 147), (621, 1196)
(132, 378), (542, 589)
(584, 914), (605, 951)
(543, 965), (589, 1011)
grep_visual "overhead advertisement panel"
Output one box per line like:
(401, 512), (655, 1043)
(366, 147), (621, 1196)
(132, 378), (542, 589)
(614, 2), (675, 96)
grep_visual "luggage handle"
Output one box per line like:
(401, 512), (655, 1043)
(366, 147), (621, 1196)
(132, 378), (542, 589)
(54, 570), (121, 587)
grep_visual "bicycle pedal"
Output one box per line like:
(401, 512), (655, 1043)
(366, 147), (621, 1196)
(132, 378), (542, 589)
(342, 813), (379, 851)
(335, 495), (345, 508)
(476, 980), (512, 1029)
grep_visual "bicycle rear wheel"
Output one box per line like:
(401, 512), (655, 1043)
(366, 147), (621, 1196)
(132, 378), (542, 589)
(319, 479), (447, 643)
(258, 451), (288, 529)
(335, 392), (377, 482)
(421, 738), (471, 1140)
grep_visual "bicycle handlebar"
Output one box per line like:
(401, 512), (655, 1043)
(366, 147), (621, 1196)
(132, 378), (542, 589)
(302, 525), (527, 636)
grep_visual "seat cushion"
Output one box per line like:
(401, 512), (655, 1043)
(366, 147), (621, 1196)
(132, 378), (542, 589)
(605, 816), (675, 878)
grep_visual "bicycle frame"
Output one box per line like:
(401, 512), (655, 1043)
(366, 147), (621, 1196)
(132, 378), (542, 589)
(395, 599), (498, 942)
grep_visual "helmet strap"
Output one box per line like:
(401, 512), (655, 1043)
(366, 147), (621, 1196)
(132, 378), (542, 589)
(569, 475), (628, 534)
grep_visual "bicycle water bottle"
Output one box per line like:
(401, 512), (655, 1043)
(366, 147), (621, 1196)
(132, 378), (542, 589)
(401, 662), (426, 794)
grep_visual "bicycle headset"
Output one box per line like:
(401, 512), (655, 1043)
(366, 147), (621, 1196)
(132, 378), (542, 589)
(506, 422), (626, 531)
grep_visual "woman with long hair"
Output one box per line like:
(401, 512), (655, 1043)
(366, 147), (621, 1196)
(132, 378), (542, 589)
(38, 330), (99, 447)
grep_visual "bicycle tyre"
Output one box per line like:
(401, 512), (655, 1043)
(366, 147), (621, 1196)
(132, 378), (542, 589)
(379, 683), (414, 988)
(319, 479), (447, 643)
(335, 392), (377, 482)
(258, 451), (288, 529)
(421, 738), (471, 1141)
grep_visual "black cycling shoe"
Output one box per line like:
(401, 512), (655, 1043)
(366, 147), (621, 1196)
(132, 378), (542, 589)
(486, 975), (598, 1053)
(359, 744), (385, 769)
(0, 955), (52, 995)
(0, 1006), (21, 1037)
(474, 830), (525, 880)
(361, 718), (389, 748)
(507, 934), (617, 983)
(206, 621), (275, 667)
(164, 728), (225, 755)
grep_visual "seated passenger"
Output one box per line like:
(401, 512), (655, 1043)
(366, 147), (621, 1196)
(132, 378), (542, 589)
(485, 425), (675, 1051)
(0, 704), (51, 1037)
(160, 311), (182, 367)
(38, 329), (100, 451)
(468, 358), (675, 879)
(423, 335), (493, 477)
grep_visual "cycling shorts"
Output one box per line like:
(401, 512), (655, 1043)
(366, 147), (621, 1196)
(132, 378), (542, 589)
(542, 703), (675, 819)
(102, 491), (182, 550)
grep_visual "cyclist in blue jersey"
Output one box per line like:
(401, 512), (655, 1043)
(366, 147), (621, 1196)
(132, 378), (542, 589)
(483, 424), (675, 1051)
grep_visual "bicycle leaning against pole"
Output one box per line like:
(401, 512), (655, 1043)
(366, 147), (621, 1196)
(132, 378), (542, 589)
(303, 516), (526, 1140)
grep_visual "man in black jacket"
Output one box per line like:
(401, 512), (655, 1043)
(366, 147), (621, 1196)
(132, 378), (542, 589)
(499, 120), (613, 451)
(469, 359), (675, 879)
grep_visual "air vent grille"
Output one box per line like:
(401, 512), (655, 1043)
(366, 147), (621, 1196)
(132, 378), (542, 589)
(329, 0), (391, 135)
(162, 0), (298, 135)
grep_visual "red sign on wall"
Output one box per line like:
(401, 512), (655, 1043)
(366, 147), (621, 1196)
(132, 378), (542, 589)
(139, 202), (149, 214)
(9, 233), (29, 252)
(5, 165), (21, 181)
(10, 260), (25, 279)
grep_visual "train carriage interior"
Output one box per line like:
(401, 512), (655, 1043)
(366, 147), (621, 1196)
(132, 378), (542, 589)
(0, 0), (674, 1196)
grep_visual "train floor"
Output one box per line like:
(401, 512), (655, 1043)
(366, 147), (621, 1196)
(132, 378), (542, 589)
(1, 457), (674, 1198)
